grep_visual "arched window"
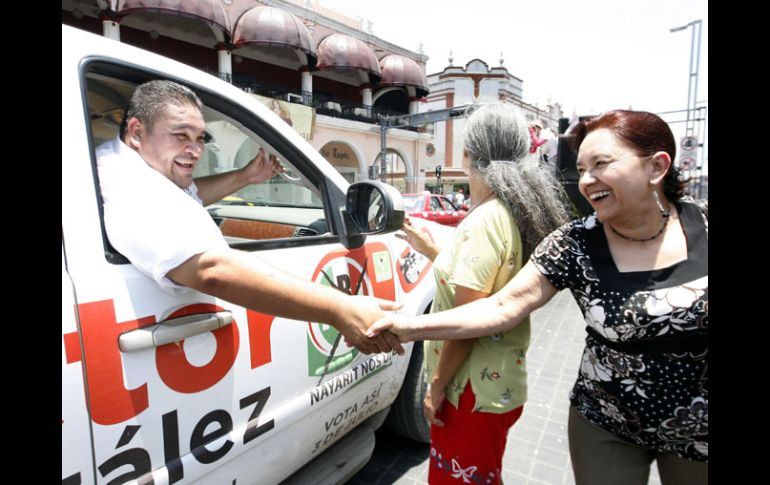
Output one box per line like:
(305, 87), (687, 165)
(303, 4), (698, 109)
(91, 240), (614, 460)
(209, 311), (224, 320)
(372, 149), (407, 191)
(319, 142), (360, 183)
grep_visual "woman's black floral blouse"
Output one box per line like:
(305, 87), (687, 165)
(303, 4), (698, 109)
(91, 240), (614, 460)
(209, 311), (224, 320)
(531, 200), (708, 461)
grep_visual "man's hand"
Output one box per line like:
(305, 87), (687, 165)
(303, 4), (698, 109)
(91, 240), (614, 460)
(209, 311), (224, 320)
(396, 217), (439, 261)
(423, 383), (446, 426)
(338, 296), (405, 356)
(241, 148), (286, 185)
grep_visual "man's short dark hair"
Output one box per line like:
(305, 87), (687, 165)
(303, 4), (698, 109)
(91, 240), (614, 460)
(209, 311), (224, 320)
(120, 80), (204, 137)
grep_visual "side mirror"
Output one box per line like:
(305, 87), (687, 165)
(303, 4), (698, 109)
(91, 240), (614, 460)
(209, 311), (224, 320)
(345, 181), (404, 235)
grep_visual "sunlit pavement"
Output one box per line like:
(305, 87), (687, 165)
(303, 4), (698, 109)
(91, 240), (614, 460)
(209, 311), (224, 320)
(348, 290), (663, 485)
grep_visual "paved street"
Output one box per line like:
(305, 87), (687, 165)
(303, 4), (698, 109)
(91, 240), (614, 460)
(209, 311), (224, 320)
(348, 290), (663, 485)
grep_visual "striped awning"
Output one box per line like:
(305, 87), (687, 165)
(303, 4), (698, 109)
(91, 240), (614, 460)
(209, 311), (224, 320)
(117, 0), (230, 34)
(233, 5), (316, 66)
(379, 54), (429, 97)
(316, 33), (381, 84)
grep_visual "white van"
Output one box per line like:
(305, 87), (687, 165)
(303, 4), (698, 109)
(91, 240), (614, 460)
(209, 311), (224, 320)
(62, 25), (450, 485)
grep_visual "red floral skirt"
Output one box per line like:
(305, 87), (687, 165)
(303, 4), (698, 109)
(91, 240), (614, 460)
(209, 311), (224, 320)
(428, 383), (524, 485)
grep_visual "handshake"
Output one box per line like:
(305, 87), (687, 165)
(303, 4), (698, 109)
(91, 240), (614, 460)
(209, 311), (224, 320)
(336, 295), (414, 356)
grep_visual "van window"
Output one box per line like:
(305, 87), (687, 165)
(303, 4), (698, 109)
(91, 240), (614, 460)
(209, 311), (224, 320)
(195, 109), (331, 244)
(85, 65), (336, 260)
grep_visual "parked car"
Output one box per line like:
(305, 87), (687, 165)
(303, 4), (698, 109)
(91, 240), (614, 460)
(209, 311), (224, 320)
(401, 192), (468, 227)
(62, 25), (454, 485)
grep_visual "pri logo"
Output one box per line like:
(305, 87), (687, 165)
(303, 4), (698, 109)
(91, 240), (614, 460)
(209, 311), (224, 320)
(307, 243), (395, 376)
(396, 225), (435, 293)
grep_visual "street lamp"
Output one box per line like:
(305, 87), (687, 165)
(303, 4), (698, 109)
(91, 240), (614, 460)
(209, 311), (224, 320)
(670, 19), (705, 197)
(670, 19), (702, 137)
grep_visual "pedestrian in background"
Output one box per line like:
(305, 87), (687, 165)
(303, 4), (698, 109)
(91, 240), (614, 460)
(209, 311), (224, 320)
(395, 103), (570, 485)
(539, 122), (558, 163)
(453, 188), (465, 207)
(370, 109), (708, 485)
(528, 120), (547, 161)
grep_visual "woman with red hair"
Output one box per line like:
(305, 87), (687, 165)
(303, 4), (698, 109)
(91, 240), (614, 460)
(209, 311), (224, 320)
(371, 110), (708, 485)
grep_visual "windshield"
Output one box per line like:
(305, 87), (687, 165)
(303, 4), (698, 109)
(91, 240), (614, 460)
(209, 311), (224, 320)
(401, 195), (424, 211)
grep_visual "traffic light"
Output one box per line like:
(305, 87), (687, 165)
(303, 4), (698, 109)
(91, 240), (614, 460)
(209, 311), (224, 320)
(434, 165), (442, 178)
(368, 165), (378, 179)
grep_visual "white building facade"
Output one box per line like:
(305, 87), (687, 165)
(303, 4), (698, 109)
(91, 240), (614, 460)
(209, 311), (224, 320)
(421, 59), (563, 192)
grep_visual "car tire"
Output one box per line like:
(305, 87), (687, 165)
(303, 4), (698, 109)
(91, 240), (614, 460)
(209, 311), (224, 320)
(385, 340), (431, 443)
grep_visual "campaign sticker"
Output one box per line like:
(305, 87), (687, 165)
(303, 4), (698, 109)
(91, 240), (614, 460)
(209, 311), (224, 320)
(372, 250), (393, 283)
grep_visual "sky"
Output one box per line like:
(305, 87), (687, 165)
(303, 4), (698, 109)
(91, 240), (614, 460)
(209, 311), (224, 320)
(316, 0), (708, 166)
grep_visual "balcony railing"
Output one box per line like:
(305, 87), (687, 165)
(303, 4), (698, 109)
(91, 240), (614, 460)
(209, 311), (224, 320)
(207, 69), (425, 131)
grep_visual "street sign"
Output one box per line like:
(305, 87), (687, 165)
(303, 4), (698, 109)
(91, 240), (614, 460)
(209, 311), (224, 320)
(681, 136), (698, 152)
(680, 156), (696, 170)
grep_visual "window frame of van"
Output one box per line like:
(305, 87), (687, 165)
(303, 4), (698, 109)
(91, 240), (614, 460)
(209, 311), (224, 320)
(82, 59), (346, 265)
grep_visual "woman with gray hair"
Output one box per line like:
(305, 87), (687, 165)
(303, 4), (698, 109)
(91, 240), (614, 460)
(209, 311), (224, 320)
(397, 103), (570, 484)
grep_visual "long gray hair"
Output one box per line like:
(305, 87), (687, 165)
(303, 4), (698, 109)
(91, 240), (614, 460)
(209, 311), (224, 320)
(464, 104), (571, 258)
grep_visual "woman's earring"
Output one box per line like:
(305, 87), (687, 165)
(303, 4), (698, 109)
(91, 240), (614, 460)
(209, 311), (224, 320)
(652, 190), (670, 217)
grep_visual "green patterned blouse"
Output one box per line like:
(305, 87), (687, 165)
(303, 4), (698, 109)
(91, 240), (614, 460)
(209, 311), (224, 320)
(424, 198), (531, 413)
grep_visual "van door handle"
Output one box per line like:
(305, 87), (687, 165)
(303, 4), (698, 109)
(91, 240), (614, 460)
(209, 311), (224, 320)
(118, 311), (233, 352)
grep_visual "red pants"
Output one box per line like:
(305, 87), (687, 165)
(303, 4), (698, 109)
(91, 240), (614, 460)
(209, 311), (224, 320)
(428, 384), (524, 484)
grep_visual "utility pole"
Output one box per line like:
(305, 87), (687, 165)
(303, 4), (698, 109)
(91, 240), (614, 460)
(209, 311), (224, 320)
(670, 19), (705, 198)
(670, 19), (702, 137)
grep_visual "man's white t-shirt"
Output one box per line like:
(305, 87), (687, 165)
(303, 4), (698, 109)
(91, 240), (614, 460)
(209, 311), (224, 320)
(545, 138), (559, 162)
(96, 137), (228, 295)
(540, 128), (558, 160)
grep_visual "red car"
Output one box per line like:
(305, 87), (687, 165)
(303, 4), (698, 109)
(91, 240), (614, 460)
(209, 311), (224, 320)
(401, 192), (468, 227)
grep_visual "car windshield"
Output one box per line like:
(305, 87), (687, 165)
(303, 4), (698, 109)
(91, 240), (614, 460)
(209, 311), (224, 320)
(442, 197), (459, 210)
(402, 195), (424, 211)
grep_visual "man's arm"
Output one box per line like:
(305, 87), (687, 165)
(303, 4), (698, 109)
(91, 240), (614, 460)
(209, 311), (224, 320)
(167, 248), (403, 355)
(195, 149), (284, 206)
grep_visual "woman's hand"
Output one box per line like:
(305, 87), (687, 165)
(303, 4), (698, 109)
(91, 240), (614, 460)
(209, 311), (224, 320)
(340, 296), (405, 355)
(396, 217), (440, 261)
(365, 314), (416, 342)
(423, 383), (446, 426)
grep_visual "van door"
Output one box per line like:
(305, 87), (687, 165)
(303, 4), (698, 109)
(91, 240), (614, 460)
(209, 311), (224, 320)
(62, 245), (96, 485)
(64, 59), (402, 484)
